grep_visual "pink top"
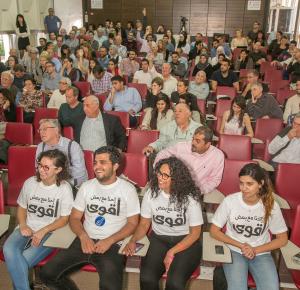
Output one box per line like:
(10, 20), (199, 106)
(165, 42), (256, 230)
(155, 141), (225, 194)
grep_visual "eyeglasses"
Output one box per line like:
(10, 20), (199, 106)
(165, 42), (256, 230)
(156, 170), (171, 180)
(37, 162), (58, 172)
(37, 126), (55, 133)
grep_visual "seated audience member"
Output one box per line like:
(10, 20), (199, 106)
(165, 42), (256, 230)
(0, 88), (16, 122)
(64, 30), (79, 53)
(6, 55), (18, 72)
(155, 126), (224, 194)
(73, 48), (89, 77)
(87, 58), (99, 83)
(13, 64), (29, 90)
(141, 94), (174, 130)
(41, 61), (61, 96)
(24, 47), (42, 84)
(210, 163), (287, 290)
(107, 59), (120, 77)
(109, 45), (123, 64)
(80, 95), (126, 152)
(104, 75), (142, 113)
(61, 57), (83, 83)
(36, 119), (88, 187)
(123, 157), (202, 290)
(249, 41), (266, 70)
(114, 35), (127, 59)
(91, 65), (112, 95)
(216, 35), (232, 59)
(210, 39), (220, 58)
(137, 32), (157, 54)
(0, 71), (19, 103)
(189, 41), (205, 61)
(211, 59), (239, 92)
(94, 27), (108, 48)
(147, 43), (164, 71)
(133, 58), (156, 88)
(188, 71), (210, 100)
(241, 69), (268, 99)
(272, 41), (297, 67)
(176, 32), (190, 54)
(143, 103), (200, 154)
(176, 47), (188, 69)
(3, 149), (73, 290)
(271, 35), (289, 61)
(230, 29), (248, 50)
(45, 45), (62, 73)
(97, 46), (110, 70)
(123, 31), (137, 52)
(18, 78), (43, 123)
(268, 30), (282, 56)
(220, 96), (254, 137)
(192, 54), (213, 79)
(211, 46), (230, 66)
(287, 50), (300, 83)
(145, 77), (168, 109)
(283, 80), (300, 123)
(247, 21), (261, 44)
(119, 50), (140, 81)
(47, 77), (71, 109)
(255, 30), (267, 47)
(246, 82), (283, 120)
(58, 86), (86, 143)
(157, 63), (178, 97)
(169, 51), (187, 78)
(40, 146), (140, 290)
(233, 49), (254, 71)
(268, 113), (300, 165)
(212, 53), (226, 72)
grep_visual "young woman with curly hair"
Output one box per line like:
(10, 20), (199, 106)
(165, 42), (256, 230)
(124, 157), (203, 290)
(210, 163), (288, 290)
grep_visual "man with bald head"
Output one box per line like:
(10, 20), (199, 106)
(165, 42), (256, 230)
(142, 103), (201, 154)
(158, 63), (178, 97)
(0, 71), (19, 102)
(79, 95), (126, 152)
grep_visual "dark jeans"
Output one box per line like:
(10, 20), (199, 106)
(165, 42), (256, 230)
(213, 266), (227, 290)
(40, 237), (125, 290)
(140, 232), (202, 290)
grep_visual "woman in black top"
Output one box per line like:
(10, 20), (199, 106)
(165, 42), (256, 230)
(16, 14), (30, 58)
(145, 77), (168, 109)
(192, 54), (213, 79)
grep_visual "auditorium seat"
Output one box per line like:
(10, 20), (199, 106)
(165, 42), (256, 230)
(127, 130), (159, 154)
(128, 83), (148, 100)
(218, 134), (251, 160)
(5, 122), (33, 145)
(276, 88), (296, 106)
(106, 111), (130, 129)
(253, 118), (283, 159)
(84, 150), (94, 179)
(197, 99), (206, 115)
(216, 86), (236, 100)
(62, 126), (74, 140)
(74, 81), (91, 98)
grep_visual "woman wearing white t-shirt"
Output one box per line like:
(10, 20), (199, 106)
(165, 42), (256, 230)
(3, 149), (73, 290)
(210, 163), (288, 290)
(124, 157), (203, 290)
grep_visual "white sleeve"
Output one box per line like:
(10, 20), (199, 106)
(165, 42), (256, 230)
(73, 184), (86, 212)
(187, 198), (203, 226)
(141, 190), (152, 218)
(17, 178), (31, 209)
(59, 183), (74, 216)
(268, 202), (288, 234)
(211, 197), (231, 228)
(125, 184), (140, 217)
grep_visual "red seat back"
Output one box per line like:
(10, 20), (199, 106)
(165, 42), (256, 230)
(118, 153), (148, 187)
(33, 108), (58, 144)
(0, 181), (4, 214)
(5, 122), (33, 145)
(62, 126), (74, 140)
(239, 69), (251, 78)
(218, 134), (251, 160)
(127, 130), (159, 154)
(16, 106), (24, 122)
(253, 118), (283, 159)
(269, 79), (290, 94)
(218, 159), (256, 196)
(259, 61), (273, 75)
(106, 111), (130, 129)
(264, 69), (282, 84)
(196, 99), (206, 115)
(6, 146), (37, 206)
(83, 150), (94, 179)
(290, 204), (300, 247)
(215, 99), (232, 117)
(276, 88), (296, 106)
(73, 81), (91, 98)
(216, 86), (237, 100)
(275, 163), (300, 209)
(127, 83), (148, 100)
(232, 48), (242, 61)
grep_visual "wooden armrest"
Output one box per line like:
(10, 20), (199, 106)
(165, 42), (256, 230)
(0, 214), (10, 237)
(203, 189), (225, 204)
(43, 224), (76, 249)
(273, 193), (290, 209)
(251, 137), (264, 144)
(252, 159), (274, 172)
(280, 240), (300, 270)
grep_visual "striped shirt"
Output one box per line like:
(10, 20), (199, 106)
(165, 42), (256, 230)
(91, 72), (112, 94)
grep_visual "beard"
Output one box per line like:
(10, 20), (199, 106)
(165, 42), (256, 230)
(96, 168), (114, 183)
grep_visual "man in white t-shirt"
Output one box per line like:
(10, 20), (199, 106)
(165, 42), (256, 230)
(40, 146), (140, 290)
(132, 58), (156, 88)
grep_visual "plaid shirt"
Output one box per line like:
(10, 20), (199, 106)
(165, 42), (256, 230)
(91, 72), (112, 94)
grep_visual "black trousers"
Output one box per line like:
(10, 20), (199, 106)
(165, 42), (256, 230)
(213, 266), (227, 290)
(40, 237), (125, 290)
(140, 232), (202, 290)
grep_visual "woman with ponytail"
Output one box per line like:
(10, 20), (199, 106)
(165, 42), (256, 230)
(210, 163), (288, 290)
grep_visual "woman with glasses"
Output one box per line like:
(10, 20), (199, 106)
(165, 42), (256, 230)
(124, 157), (203, 290)
(3, 149), (73, 290)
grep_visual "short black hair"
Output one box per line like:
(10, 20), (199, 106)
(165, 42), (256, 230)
(222, 58), (231, 66)
(194, 126), (213, 143)
(94, 146), (121, 165)
(111, 75), (124, 84)
(93, 65), (104, 74)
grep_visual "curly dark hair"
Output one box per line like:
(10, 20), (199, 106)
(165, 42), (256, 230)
(150, 157), (201, 209)
(36, 149), (71, 186)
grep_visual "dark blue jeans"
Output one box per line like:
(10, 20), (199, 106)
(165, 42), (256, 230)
(40, 237), (125, 290)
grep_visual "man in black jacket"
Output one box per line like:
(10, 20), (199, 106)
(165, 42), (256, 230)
(79, 95), (126, 152)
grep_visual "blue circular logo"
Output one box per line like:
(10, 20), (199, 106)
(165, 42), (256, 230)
(95, 216), (105, 227)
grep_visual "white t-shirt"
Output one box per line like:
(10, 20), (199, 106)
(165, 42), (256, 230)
(212, 192), (287, 254)
(73, 178), (140, 240)
(133, 70), (153, 88)
(17, 177), (74, 232)
(141, 189), (203, 236)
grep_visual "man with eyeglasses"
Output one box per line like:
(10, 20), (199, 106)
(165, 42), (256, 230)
(241, 69), (268, 99)
(64, 30), (79, 54)
(41, 61), (61, 97)
(36, 119), (88, 189)
(154, 126), (224, 194)
(268, 113), (300, 166)
(283, 80), (300, 123)
(47, 77), (71, 109)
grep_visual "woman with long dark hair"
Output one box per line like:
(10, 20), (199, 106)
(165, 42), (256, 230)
(3, 149), (73, 290)
(124, 157), (203, 290)
(16, 14), (30, 58)
(210, 163), (288, 290)
(219, 96), (254, 137)
(141, 94), (174, 130)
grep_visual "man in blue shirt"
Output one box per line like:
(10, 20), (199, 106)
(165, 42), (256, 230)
(44, 8), (62, 35)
